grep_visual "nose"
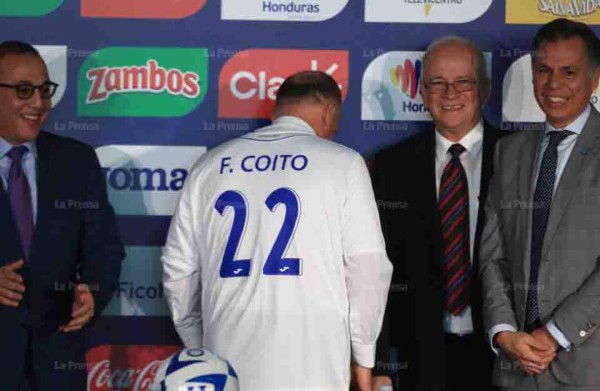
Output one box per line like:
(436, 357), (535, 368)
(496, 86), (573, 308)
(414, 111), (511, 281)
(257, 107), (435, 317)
(27, 88), (45, 108)
(442, 82), (460, 98)
(546, 71), (561, 89)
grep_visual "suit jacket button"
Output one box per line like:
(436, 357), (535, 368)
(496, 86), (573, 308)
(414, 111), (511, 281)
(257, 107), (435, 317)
(580, 331), (587, 337)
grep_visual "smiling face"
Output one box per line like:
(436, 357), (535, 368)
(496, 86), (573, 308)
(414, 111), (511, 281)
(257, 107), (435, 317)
(0, 53), (51, 145)
(532, 37), (600, 129)
(420, 41), (489, 141)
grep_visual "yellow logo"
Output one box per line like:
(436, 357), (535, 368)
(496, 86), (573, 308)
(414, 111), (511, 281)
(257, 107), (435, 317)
(507, 0), (600, 24)
(424, 4), (432, 16)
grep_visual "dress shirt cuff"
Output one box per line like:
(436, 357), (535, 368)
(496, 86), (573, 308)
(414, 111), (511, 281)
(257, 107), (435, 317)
(352, 342), (376, 368)
(546, 321), (571, 351)
(489, 324), (517, 355)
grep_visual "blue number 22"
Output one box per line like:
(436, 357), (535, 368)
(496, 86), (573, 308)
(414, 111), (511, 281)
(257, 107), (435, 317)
(215, 187), (301, 278)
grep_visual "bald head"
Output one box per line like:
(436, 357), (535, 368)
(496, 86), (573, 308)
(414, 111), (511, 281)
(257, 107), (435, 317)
(274, 71), (342, 140)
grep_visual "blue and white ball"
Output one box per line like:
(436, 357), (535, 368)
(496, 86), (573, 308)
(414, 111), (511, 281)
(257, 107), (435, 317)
(149, 348), (239, 391)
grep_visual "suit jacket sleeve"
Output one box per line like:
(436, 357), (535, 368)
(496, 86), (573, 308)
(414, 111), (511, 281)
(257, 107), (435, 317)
(478, 138), (518, 332)
(78, 146), (125, 315)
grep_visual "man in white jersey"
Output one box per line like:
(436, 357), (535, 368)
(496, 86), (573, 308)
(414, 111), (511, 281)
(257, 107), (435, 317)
(161, 71), (392, 391)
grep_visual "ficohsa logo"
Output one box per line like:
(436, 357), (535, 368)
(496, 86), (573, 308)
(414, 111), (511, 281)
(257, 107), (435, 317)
(362, 51), (429, 121)
(95, 145), (206, 216)
(103, 246), (169, 317)
(221, 0), (348, 21)
(78, 47), (208, 117)
(365, 0), (492, 23)
(219, 49), (348, 118)
(502, 53), (600, 122)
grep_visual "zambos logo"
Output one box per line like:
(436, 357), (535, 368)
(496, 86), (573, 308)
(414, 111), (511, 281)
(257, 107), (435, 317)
(506, 0), (600, 24)
(0, 0), (63, 16)
(390, 59), (422, 100)
(78, 47), (208, 117)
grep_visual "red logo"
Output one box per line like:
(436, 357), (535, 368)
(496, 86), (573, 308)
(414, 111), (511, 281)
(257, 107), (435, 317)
(86, 60), (201, 104)
(86, 344), (180, 391)
(81, 0), (206, 19)
(218, 49), (349, 118)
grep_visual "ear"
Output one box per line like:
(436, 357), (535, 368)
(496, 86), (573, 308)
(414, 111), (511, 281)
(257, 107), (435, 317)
(592, 66), (600, 92)
(321, 101), (339, 139)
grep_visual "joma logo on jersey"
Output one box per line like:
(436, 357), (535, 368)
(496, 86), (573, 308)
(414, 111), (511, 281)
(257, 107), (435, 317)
(219, 49), (348, 118)
(86, 60), (201, 104)
(79, 47), (208, 117)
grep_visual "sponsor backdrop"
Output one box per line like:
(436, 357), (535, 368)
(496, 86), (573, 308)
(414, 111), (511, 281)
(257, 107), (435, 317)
(2, 0), (600, 389)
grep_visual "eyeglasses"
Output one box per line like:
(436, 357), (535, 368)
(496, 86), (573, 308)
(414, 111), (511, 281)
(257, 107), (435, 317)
(0, 81), (59, 100)
(423, 78), (479, 94)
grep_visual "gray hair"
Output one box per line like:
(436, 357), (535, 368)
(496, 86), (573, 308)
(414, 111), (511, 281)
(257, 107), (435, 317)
(422, 35), (489, 86)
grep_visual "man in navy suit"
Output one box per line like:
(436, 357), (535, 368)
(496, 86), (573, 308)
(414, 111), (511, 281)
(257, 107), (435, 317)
(0, 41), (124, 390)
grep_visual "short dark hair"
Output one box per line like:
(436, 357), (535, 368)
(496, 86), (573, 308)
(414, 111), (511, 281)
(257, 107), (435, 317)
(275, 71), (341, 111)
(0, 40), (42, 61)
(533, 18), (600, 67)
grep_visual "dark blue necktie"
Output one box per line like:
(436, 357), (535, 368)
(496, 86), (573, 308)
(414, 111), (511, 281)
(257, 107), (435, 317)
(525, 130), (573, 329)
(7, 146), (34, 260)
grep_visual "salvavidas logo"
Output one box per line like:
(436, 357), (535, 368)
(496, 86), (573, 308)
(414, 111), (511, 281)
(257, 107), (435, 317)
(506, 0), (600, 24)
(362, 51), (491, 121)
(103, 246), (169, 317)
(222, 0), (348, 21)
(82, 0), (206, 18)
(0, 0), (63, 16)
(36, 45), (67, 108)
(78, 47), (208, 117)
(219, 49), (348, 118)
(502, 54), (600, 122)
(362, 52), (429, 121)
(95, 145), (206, 216)
(365, 0), (492, 23)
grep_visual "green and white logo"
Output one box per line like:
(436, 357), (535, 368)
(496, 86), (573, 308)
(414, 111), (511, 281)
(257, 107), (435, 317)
(78, 47), (208, 117)
(0, 0), (63, 16)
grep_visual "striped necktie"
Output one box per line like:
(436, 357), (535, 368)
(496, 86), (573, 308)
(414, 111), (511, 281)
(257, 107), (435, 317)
(439, 143), (471, 316)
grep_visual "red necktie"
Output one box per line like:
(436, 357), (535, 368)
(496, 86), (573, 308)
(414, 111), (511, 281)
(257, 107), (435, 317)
(439, 143), (471, 316)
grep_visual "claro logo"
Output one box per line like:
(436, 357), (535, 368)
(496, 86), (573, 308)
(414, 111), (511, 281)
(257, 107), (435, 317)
(95, 145), (206, 216)
(219, 49), (348, 118)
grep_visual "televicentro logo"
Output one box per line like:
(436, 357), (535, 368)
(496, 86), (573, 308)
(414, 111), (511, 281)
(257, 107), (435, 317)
(365, 0), (492, 23)
(219, 49), (348, 118)
(78, 47), (208, 117)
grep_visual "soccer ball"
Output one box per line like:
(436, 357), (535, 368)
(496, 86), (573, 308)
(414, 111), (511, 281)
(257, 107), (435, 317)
(149, 348), (239, 391)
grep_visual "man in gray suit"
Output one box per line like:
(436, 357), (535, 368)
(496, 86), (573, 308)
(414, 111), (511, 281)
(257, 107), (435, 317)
(480, 18), (600, 390)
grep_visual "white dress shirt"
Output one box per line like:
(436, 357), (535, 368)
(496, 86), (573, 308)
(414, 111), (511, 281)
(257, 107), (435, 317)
(489, 105), (590, 352)
(435, 120), (484, 335)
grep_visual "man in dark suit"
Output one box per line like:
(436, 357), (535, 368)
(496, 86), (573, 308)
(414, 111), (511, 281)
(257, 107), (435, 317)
(0, 41), (124, 390)
(480, 18), (600, 390)
(371, 36), (506, 391)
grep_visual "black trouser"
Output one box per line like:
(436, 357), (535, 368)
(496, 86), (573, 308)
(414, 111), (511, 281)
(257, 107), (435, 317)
(444, 332), (498, 391)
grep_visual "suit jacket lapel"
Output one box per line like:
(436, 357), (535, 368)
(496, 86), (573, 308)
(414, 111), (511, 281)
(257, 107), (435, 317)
(542, 109), (600, 257)
(519, 126), (544, 285)
(30, 132), (55, 264)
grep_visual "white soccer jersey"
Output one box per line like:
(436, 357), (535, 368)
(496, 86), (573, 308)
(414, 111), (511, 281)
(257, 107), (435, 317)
(161, 116), (392, 391)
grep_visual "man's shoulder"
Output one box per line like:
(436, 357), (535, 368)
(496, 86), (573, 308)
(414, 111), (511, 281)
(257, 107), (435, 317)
(37, 131), (96, 157)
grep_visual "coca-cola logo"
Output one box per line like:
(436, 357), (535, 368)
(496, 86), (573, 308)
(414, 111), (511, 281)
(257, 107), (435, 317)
(88, 359), (161, 391)
(86, 344), (180, 391)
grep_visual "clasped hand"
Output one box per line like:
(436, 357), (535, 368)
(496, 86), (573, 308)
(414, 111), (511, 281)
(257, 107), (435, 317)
(496, 328), (559, 375)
